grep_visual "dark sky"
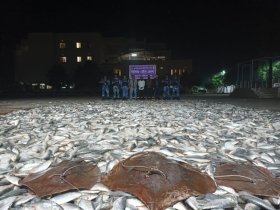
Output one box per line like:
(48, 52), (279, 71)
(1, 0), (280, 81)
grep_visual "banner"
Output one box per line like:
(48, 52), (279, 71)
(129, 65), (156, 79)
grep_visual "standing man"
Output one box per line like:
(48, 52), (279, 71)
(129, 75), (137, 100)
(99, 76), (110, 99)
(138, 76), (145, 100)
(112, 74), (121, 100)
(153, 74), (160, 100)
(161, 75), (171, 99)
(172, 73), (180, 100)
(145, 75), (153, 99)
(121, 75), (129, 100)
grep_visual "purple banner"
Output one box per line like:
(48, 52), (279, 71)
(129, 65), (156, 79)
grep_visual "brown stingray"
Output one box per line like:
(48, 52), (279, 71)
(102, 152), (217, 210)
(19, 159), (100, 198)
(214, 163), (280, 197)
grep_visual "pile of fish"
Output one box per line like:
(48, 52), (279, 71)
(0, 100), (279, 210)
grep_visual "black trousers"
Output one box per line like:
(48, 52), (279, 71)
(139, 89), (145, 99)
(146, 88), (153, 98)
(154, 87), (160, 99)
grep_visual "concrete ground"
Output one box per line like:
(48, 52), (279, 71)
(0, 94), (279, 115)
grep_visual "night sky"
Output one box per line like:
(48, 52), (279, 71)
(1, 0), (280, 81)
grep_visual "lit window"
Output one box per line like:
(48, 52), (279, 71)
(174, 69), (177, 73)
(171, 69), (173, 75)
(179, 69), (182, 75)
(114, 68), (121, 76)
(60, 43), (65, 48)
(160, 67), (163, 69)
(77, 56), (82, 62)
(183, 69), (185, 73)
(76, 42), (81, 48)
(87, 56), (92, 61)
(60, 57), (67, 62)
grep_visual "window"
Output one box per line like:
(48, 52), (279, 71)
(183, 69), (185, 73)
(60, 43), (65, 48)
(77, 56), (82, 62)
(87, 43), (92, 48)
(87, 56), (92, 61)
(160, 67), (163, 69)
(114, 68), (121, 76)
(171, 69), (174, 75)
(76, 42), (81, 48)
(179, 69), (182, 75)
(60, 57), (67, 62)
(174, 69), (177, 73)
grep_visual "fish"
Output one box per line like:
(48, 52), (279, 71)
(0, 196), (17, 210)
(50, 191), (82, 204)
(239, 191), (276, 210)
(0, 100), (279, 209)
(14, 199), (64, 210)
(112, 196), (126, 210)
(185, 197), (200, 210)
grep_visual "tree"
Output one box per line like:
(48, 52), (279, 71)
(273, 62), (280, 83)
(211, 74), (225, 87)
(257, 61), (280, 83)
(73, 61), (103, 91)
(46, 65), (68, 91)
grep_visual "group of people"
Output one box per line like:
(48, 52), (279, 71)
(99, 74), (181, 100)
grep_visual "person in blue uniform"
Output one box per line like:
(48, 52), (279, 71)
(99, 76), (110, 99)
(121, 75), (129, 100)
(172, 73), (180, 100)
(161, 75), (171, 99)
(112, 74), (121, 100)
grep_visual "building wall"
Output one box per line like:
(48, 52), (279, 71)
(15, 33), (192, 84)
(54, 33), (103, 78)
(15, 33), (55, 83)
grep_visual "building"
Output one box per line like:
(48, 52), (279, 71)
(15, 33), (192, 87)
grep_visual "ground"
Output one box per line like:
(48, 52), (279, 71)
(0, 94), (279, 115)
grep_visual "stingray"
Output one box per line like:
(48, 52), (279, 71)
(19, 159), (101, 198)
(214, 163), (280, 197)
(102, 152), (217, 210)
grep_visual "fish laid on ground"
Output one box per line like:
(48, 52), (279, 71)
(0, 100), (279, 209)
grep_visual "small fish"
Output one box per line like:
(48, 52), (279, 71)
(173, 201), (188, 210)
(239, 191), (276, 210)
(202, 198), (236, 209)
(185, 196), (200, 210)
(16, 199), (63, 210)
(244, 203), (261, 210)
(0, 196), (17, 210)
(0, 188), (28, 199)
(60, 203), (83, 210)
(112, 196), (126, 210)
(50, 191), (81, 204)
(0, 184), (14, 196)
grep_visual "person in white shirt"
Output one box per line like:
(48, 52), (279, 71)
(138, 76), (145, 100)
